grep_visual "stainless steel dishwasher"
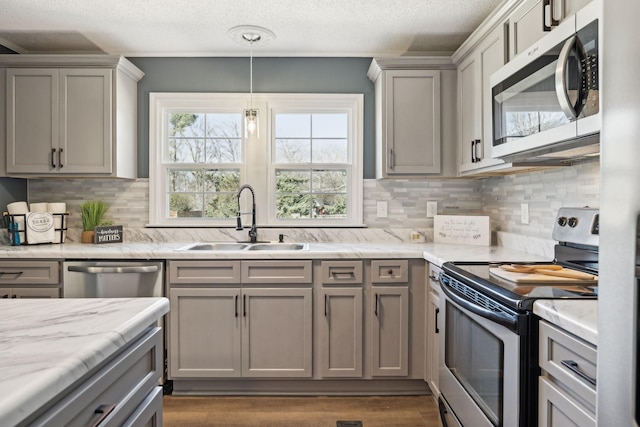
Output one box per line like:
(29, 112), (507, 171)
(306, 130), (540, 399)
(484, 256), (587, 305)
(63, 260), (164, 298)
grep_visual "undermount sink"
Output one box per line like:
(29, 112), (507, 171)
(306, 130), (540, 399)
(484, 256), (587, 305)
(177, 242), (308, 251)
(246, 243), (308, 251)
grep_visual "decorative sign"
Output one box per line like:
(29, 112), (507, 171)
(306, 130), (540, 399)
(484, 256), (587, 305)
(94, 225), (123, 244)
(434, 215), (491, 246)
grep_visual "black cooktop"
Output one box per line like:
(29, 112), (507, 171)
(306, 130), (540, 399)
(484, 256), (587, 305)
(442, 261), (598, 312)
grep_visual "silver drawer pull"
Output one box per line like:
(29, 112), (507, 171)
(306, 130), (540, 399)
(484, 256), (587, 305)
(331, 271), (356, 279)
(67, 265), (159, 274)
(88, 403), (116, 427)
(0, 271), (23, 279)
(561, 359), (596, 386)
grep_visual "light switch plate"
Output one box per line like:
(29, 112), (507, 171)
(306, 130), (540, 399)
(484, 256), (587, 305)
(426, 201), (438, 218)
(376, 201), (388, 218)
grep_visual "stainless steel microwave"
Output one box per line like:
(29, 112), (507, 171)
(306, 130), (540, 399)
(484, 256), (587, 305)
(490, 0), (600, 163)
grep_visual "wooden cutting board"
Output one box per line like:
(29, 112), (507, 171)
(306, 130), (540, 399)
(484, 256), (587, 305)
(489, 267), (598, 284)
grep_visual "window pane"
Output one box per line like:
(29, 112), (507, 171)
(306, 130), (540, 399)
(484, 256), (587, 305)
(312, 114), (348, 138)
(275, 139), (311, 163)
(169, 170), (201, 192)
(168, 138), (204, 163)
(312, 139), (348, 163)
(203, 170), (240, 193)
(204, 194), (238, 218)
(276, 194), (312, 219)
(169, 113), (203, 137)
(312, 170), (347, 193)
(275, 114), (311, 138)
(169, 193), (203, 218)
(206, 113), (241, 138)
(276, 170), (311, 193)
(206, 138), (242, 163)
(312, 194), (347, 218)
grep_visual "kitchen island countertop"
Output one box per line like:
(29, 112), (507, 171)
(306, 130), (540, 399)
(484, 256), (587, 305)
(0, 297), (169, 427)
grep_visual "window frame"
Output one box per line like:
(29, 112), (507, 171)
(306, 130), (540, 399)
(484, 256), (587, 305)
(149, 92), (363, 227)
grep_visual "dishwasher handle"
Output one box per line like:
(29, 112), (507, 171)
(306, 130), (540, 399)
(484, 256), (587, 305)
(67, 265), (160, 274)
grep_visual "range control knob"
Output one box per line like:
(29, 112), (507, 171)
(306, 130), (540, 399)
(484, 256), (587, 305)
(568, 217), (579, 228)
(557, 217), (568, 226)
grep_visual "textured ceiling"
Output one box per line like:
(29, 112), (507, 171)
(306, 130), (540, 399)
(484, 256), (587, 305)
(0, 0), (503, 57)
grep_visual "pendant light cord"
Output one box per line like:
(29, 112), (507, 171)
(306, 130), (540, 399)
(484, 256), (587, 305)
(249, 42), (254, 108)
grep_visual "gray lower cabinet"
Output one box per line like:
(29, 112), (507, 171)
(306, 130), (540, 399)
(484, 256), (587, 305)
(370, 259), (410, 377)
(319, 260), (364, 378)
(425, 263), (441, 397)
(27, 327), (163, 427)
(0, 260), (61, 298)
(538, 320), (597, 427)
(168, 260), (313, 379)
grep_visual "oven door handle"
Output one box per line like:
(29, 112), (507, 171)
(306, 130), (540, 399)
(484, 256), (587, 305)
(440, 280), (520, 333)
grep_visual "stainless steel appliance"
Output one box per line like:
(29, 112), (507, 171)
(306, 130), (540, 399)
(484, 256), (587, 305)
(489, 0), (600, 164)
(63, 261), (164, 298)
(438, 207), (599, 427)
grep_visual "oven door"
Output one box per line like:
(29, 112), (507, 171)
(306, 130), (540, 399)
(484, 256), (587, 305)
(439, 279), (523, 427)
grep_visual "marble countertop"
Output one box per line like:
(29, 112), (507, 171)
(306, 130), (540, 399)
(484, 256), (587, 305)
(0, 241), (551, 266)
(0, 297), (170, 427)
(534, 300), (598, 345)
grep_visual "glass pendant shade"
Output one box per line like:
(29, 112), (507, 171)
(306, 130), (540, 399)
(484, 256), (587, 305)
(245, 109), (258, 138)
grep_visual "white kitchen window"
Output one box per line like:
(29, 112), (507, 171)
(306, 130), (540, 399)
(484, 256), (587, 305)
(149, 93), (363, 227)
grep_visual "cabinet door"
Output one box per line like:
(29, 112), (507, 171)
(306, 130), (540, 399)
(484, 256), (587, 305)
(242, 287), (313, 377)
(6, 68), (59, 174)
(426, 266), (441, 396)
(509, 0), (546, 60)
(168, 287), (241, 378)
(11, 287), (60, 298)
(539, 377), (596, 427)
(60, 69), (112, 174)
(457, 54), (481, 173)
(383, 69), (441, 175)
(319, 287), (363, 378)
(370, 286), (409, 376)
(478, 24), (507, 169)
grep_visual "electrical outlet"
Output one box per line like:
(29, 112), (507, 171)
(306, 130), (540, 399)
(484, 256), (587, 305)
(377, 201), (388, 218)
(521, 203), (529, 224)
(426, 201), (438, 218)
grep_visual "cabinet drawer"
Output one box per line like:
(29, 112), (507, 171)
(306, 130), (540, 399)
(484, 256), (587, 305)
(539, 376), (596, 427)
(321, 261), (363, 285)
(0, 261), (59, 285)
(539, 321), (597, 409)
(371, 260), (408, 283)
(32, 327), (162, 427)
(241, 260), (312, 284)
(169, 261), (241, 284)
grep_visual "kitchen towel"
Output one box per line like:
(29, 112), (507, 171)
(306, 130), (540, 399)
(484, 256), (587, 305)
(48, 202), (67, 243)
(25, 212), (55, 244)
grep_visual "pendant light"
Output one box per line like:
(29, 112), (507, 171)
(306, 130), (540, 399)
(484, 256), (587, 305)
(227, 25), (276, 139)
(244, 32), (259, 138)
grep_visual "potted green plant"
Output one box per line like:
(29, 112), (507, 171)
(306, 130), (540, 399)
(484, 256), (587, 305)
(80, 201), (108, 243)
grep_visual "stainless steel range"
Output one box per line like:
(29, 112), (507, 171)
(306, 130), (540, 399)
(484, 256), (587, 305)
(438, 207), (599, 427)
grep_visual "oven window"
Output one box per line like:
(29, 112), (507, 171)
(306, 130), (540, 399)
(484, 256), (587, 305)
(445, 300), (504, 426)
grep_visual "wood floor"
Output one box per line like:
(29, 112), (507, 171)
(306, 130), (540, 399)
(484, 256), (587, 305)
(163, 395), (440, 427)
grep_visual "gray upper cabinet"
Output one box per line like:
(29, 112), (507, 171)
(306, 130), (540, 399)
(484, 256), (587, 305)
(509, 0), (593, 60)
(457, 23), (511, 175)
(2, 55), (143, 178)
(368, 58), (457, 178)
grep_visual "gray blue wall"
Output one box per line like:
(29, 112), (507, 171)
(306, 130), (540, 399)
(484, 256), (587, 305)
(128, 57), (375, 178)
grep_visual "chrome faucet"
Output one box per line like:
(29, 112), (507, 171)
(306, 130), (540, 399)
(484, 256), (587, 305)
(236, 184), (258, 243)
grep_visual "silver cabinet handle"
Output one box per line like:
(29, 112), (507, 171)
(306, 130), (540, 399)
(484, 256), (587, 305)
(331, 270), (356, 280)
(67, 265), (159, 274)
(88, 403), (116, 427)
